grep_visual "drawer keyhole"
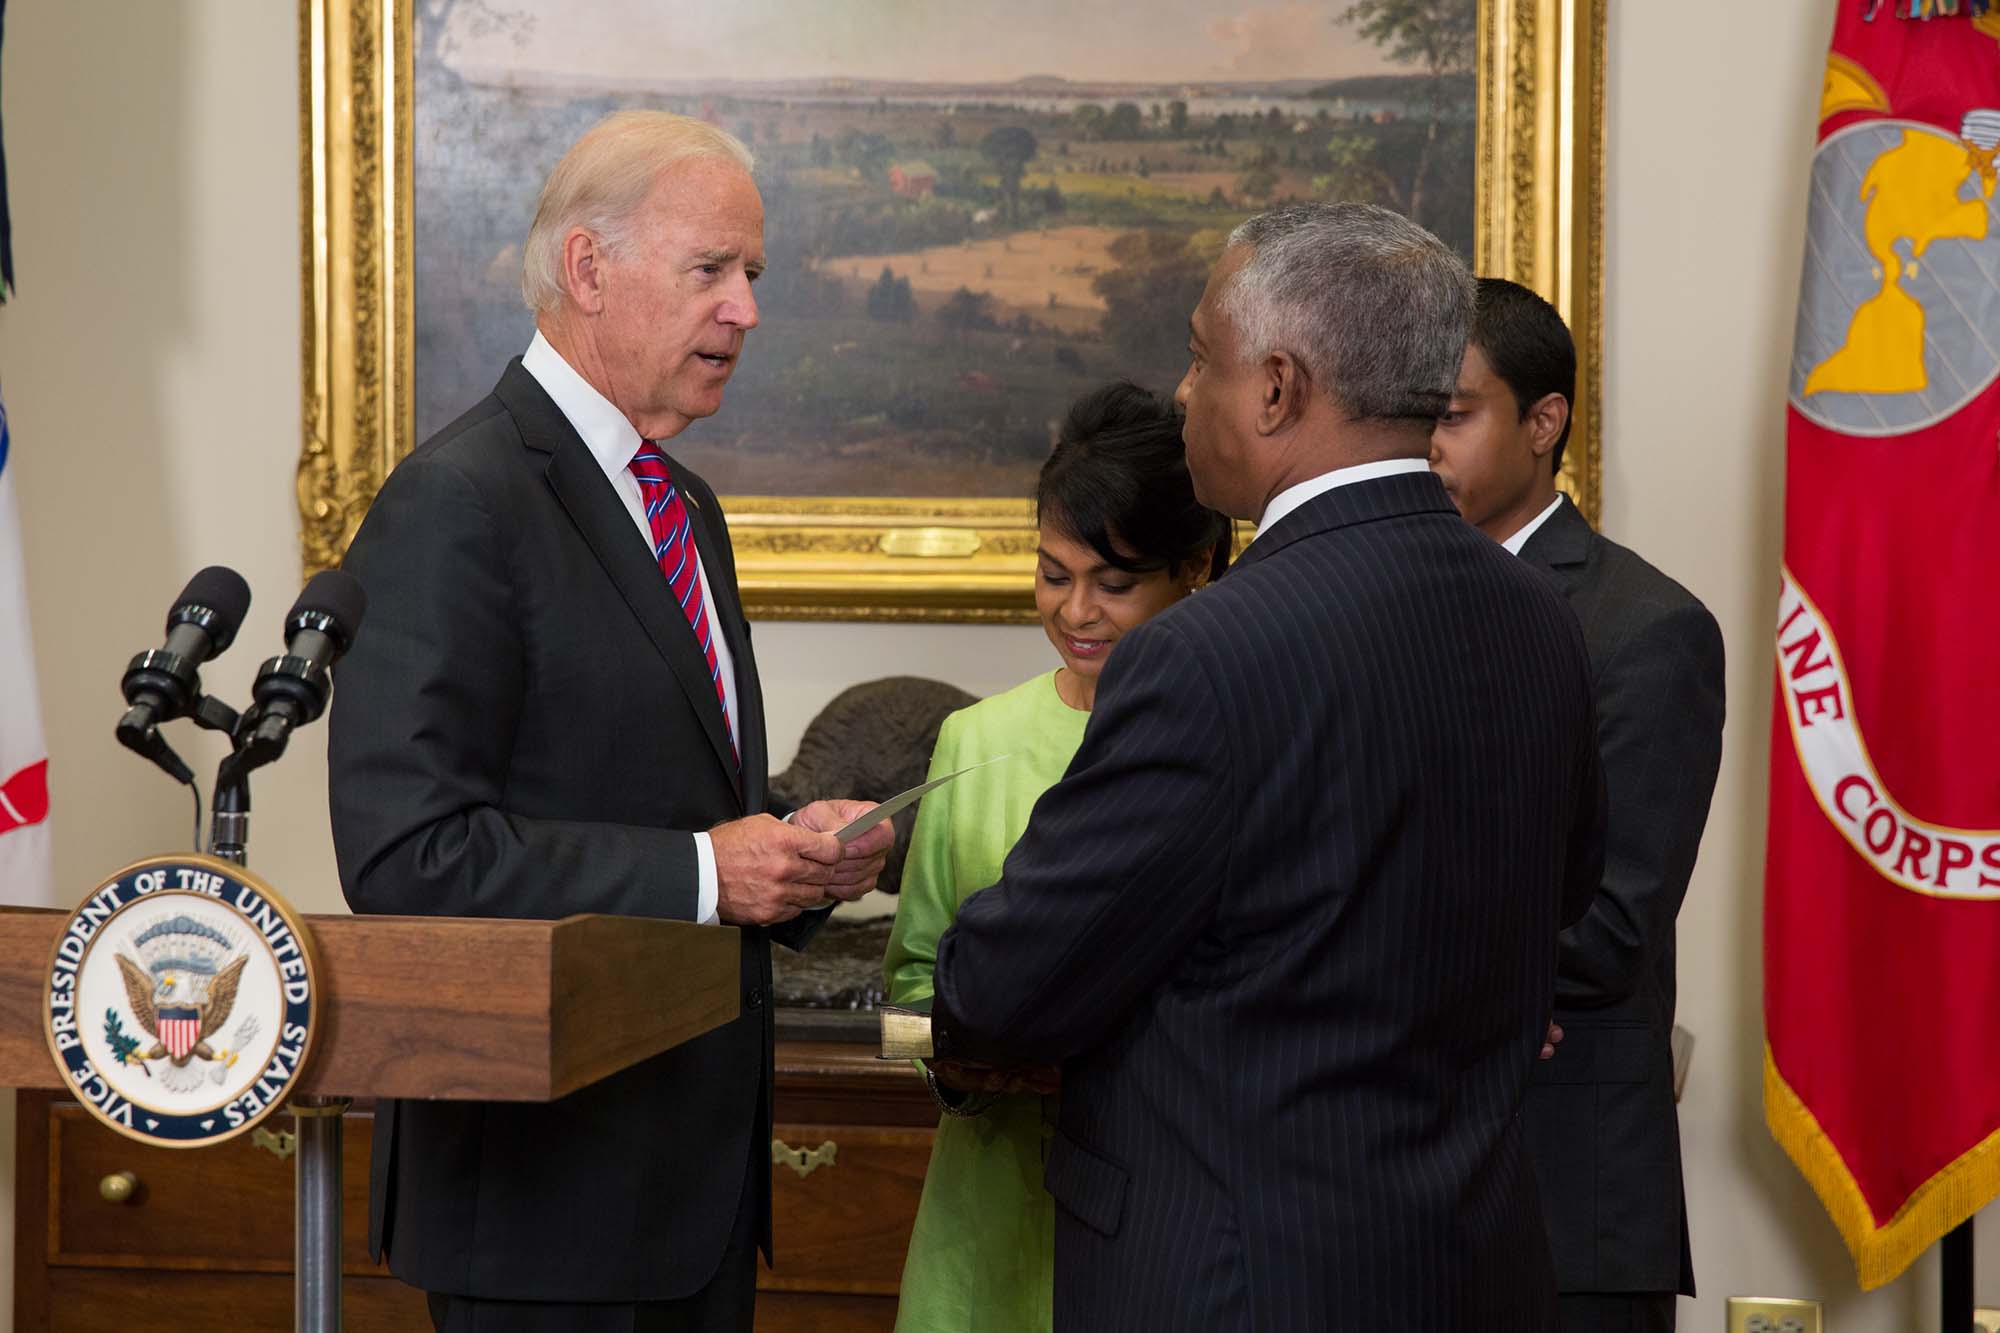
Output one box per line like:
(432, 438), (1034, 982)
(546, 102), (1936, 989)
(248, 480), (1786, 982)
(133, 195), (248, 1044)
(772, 1138), (837, 1179)
(254, 1128), (297, 1160)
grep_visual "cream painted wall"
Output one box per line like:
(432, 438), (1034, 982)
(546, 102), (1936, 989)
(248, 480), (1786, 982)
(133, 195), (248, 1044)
(1, 2), (1994, 1329)
(0, 5), (311, 1329)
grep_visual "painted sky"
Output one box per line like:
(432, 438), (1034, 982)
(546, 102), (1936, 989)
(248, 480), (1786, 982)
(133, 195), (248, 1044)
(438, 0), (1412, 87)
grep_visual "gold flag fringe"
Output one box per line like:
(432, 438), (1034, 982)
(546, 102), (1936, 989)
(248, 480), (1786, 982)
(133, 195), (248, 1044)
(1766, 1044), (2000, 1289)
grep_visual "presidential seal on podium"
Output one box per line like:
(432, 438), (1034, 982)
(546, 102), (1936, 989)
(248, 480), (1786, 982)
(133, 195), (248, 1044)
(43, 854), (320, 1147)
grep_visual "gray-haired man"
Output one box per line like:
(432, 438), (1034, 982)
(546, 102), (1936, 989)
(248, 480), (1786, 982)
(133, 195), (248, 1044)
(923, 202), (1607, 1331)
(330, 111), (892, 1331)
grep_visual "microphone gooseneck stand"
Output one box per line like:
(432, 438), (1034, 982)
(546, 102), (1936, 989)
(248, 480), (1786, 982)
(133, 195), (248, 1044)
(204, 704), (348, 1333)
(116, 567), (362, 1330)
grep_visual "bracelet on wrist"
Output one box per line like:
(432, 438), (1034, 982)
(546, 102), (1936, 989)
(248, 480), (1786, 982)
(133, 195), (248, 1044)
(924, 1063), (996, 1118)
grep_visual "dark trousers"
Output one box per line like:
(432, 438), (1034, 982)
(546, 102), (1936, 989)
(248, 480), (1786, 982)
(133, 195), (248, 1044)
(1557, 1292), (1676, 1333)
(425, 1145), (759, 1332)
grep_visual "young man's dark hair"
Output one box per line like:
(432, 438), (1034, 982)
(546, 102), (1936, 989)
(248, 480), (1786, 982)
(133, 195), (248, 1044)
(1470, 277), (1576, 474)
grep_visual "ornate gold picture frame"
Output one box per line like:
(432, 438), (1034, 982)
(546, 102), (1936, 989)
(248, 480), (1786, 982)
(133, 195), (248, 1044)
(299, 0), (1603, 622)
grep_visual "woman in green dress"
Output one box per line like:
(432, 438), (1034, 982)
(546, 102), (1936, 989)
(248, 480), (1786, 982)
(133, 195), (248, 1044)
(883, 381), (1232, 1333)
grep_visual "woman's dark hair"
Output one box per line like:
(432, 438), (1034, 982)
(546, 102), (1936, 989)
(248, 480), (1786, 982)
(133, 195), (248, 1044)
(1035, 381), (1232, 585)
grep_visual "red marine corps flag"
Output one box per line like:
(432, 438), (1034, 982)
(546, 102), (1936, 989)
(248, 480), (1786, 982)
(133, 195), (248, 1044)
(1765, 3), (2000, 1289)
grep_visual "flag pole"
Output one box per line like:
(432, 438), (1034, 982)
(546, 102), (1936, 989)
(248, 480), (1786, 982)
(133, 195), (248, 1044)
(1942, 1219), (1972, 1332)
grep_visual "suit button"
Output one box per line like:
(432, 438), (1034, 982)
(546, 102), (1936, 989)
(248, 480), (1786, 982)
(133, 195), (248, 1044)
(747, 987), (764, 1011)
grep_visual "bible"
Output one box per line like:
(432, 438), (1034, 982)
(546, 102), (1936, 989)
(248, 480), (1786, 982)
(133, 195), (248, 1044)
(878, 995), (934, 1060)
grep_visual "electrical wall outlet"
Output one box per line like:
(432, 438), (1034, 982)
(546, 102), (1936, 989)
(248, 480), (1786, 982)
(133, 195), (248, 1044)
(1726, 1296), (1823, 1333)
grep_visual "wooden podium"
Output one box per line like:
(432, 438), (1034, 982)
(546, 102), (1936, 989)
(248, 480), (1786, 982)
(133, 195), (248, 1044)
(0, 906), (740, 1331)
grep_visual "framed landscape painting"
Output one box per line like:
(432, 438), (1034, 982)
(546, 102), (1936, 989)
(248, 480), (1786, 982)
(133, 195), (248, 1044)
(301, 0), (1604, 620)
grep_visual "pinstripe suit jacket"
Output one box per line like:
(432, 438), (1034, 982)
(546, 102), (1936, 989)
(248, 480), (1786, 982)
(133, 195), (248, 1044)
(931, 470), (1607, 1332)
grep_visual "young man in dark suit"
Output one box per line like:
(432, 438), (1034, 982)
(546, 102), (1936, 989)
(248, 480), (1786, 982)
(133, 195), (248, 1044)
(924, 204), (1608, 1332)
(327, 112), (892, 1332)
(1430, 278), (1726, 1333)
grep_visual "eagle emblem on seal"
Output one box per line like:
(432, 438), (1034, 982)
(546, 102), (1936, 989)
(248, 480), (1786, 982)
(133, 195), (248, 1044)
(109, 914), (250, 1072)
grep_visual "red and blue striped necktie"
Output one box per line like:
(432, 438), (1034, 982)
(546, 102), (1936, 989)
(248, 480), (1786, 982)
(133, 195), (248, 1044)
(628, 445), (735, 757)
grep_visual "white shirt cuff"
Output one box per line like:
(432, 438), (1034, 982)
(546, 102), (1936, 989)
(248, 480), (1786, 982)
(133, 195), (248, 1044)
(692, 831), (719, 925)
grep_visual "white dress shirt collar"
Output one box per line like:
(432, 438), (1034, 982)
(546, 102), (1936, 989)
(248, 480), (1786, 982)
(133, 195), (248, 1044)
(518, 330), (738, 928)
(1255, 456), (1431, 537)
(1500, 493), (1566, 557)
(522, 329), (644, 479)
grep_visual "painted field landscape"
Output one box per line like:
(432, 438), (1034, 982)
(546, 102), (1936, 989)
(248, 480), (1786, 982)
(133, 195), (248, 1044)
(413, 0), (1475, 497)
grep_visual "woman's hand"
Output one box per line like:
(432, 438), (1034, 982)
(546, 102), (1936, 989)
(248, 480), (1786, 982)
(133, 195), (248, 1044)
(928, 1058), (1061, 1096)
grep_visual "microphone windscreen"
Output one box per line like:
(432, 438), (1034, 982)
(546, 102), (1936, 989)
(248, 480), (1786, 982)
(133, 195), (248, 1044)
(288, 570), (368, 650)
(172, 566), (254, 650)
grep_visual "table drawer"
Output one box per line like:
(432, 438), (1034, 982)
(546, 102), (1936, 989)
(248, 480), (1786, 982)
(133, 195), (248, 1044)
(49, 1103), (382, 1274)
(761, 1122), (931, 1295)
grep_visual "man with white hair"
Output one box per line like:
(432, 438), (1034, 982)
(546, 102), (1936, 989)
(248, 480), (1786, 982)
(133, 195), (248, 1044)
(923, 203), (1607, 1330)
(329, 111), (892, 1331)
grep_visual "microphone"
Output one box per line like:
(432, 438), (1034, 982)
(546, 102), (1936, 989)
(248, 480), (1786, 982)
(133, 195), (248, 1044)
(246, 570), (367, 745)
(208, 570), (365, 863)
(117, 567), (254, 780)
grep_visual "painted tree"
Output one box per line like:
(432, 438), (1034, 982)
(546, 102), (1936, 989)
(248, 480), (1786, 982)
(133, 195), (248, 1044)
(1093, 230), (1216, 383)
(1309, 131), (1398, 206)
(1236, 165), (1281, 202)
(839, 129), (895, 183)
(867, 267), (914, 322)
(1339, 0), (1475, 228)
(980, 127), (1039, 225)
(937, 286), (998, 335)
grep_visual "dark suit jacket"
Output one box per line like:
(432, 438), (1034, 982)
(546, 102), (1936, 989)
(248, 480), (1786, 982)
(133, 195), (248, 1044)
(930, 472), (1607, 1333)
(328, 359), (810, 1303)
(1519, 496), (1724, 1297)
